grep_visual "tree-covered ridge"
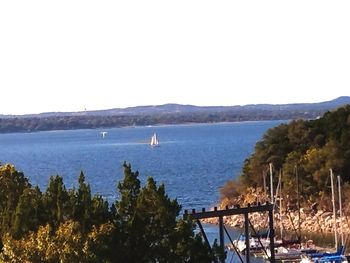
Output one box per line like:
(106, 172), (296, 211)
(1, 97), (350, 133)
(221, 105), (350, 211)
(0, 163), (221, 262)
(0, 112), (300, 133)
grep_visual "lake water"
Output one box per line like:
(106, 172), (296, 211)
(0, 121), (284, 210)
(0, 120), (286, 262)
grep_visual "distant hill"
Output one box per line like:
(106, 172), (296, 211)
(1, 96), (350, 118)
(0, 96), (349, 133)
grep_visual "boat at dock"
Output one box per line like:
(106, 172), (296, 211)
(300, 245), (348, 263)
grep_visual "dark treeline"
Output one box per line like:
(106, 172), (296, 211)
(0, 162), (223, 262)
(2, 97), (350, 133)
(221, 105), (350, 213)
(0, 110), (325, 133)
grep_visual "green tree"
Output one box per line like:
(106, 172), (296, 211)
(227, 105), (350, 211)
(84, 222), (117, 263)
(12, 186), (43, 239)
(115, 162), (216, 262)
(90, 195), (110, 229)
(74, 171), (92, 233)
(0, 164), (31, 236)
(132, 177), (181, 261)
(42, 175), (70, 228)
(114, 162), (141, 262)
(0, 162), (216, 262)
(1, 221), (86, 263)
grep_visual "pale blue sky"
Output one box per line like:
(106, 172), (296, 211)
(0, 0), (349, 114)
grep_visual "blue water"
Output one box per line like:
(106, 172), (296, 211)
(0, 121), (284, 210)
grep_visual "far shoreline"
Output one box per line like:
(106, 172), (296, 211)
(0, 119), (288, 135)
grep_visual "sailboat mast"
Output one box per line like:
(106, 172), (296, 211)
(270, 163), (274, 204)
(279, 170), (283, 240)
(295, 165), (301, 241)
(263, 171), (267, 195)
(337, 175), (344, 246)
(330, 169), (338, 249)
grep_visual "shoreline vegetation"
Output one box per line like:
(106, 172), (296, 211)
(215, 104), (350, 251)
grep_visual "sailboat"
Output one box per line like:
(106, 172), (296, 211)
(299, 169), (348, 263)
(150, 133), (159, 147)
(100, 131), (108, 138)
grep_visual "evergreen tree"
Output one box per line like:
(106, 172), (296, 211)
(132, 177), (181, 261)
(85, 222), (117, 263)
(75, 171), (92, 233)
(114, 162), (141, 262)
(115, 163), (216, 262)
(115, 162), (141, 223)
(0, 164), (31, 236)
(0, 162), (216, 262)
(12, 187), (43, 238)
(43, 175), (70, 228)
(90, 195), (110, 228)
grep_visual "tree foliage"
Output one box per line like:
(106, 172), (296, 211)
(226, 105), (350, 211)
(0, 162), (217, 262)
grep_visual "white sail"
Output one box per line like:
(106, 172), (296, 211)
(150, 133), (159, 146)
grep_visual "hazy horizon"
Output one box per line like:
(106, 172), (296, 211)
(1, 95), (348, 116)
(1, 1), (349, 115)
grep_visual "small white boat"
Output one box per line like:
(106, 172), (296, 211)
(100, 131), (108, 138)
(150, 133), (159, 147)
(265, 246), (303, 261)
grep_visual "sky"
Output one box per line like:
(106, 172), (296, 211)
(0, 1), (349, 115)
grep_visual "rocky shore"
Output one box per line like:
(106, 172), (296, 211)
(202, 208), (350, 237)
